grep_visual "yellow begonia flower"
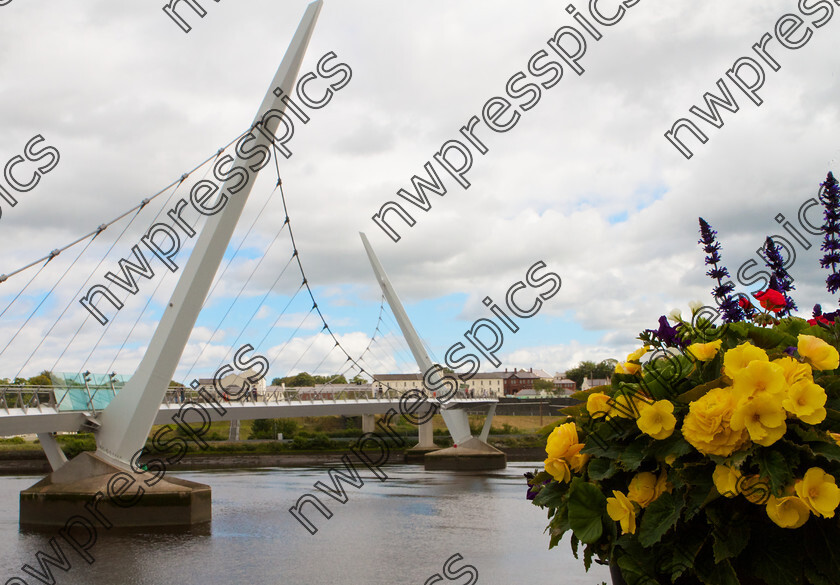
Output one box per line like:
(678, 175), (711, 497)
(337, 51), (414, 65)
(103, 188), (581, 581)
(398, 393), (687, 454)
(682, 387), (749, 457)
(830, 432), (840, 447)
(654, 470), (672, 499)
(544, 422), (586, 483)
(664, 454), (677, 466)
(798, 334), (840, 371)
(766, 495), (810, 528)
(616, 361), (640, 375)
(782, 379), (827, 425)
(730, 393), (787, 447)
(795, 468), (840, 518)
(616, 346), (649, 375)
(627, 346), (650, 362)
(686, 339), (723, 362)
(636, 400), (676, 440)
(712, 464), (742, 498)
(586, 392), (612, 419)
(731, 360), (786, 403)
(627, 472), (657, 508)
(610, 393), (647, 419)
(772, 356), (813, 386)
(606, 490), (637, 535)
(739, 475), (772, 505)
(544, 457), (571, 483)
(723, 342), (768, 379)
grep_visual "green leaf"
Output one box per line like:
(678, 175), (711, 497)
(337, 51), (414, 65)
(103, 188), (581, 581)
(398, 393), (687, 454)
(661, 527), (707, 581)
(644, 430), (694, 461)
(676, 376), (726, 404)
(567, 478), (606, 544)
(748, 327), (791, 350)
(618, 436), (650, 471)
(570, 385), (612, 401)
(707, 506), (750, 563)
(548, 503), (570, 549)
(746, 525), (803, 585)
(532, 481), (567, 508)
(638, 492), (683, 547)
(678, 464), (716, 521)
(616, 553), (660, 585)
(583, 545), (594, 571)
(754, 448), (792, 496)
(587, 457), (618, 480)
(812, 440), (840, 464)
(696, 556), (740, 585)
(803, 516), (840, 581)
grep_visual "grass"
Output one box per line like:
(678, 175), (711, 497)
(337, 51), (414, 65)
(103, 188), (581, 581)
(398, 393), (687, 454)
(0, 414), (559, 458)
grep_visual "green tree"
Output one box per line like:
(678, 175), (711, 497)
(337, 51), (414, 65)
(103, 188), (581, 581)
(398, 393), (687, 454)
(533, 379), (555, 393)
(284, 372), (316, 387)
(312, 374), (347, 384)
(249, 419), (299, 440)
(350, 374), (367, 384)
(564, 359), (616, 388)
(27, 370), (52, 386)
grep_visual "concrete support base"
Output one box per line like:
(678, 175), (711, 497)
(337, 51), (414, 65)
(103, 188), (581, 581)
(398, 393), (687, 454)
(20, 452), (211, 529)
(362, 414), (376, 434)
(424, 437), (506, 471)
(404, 445), (441, 464)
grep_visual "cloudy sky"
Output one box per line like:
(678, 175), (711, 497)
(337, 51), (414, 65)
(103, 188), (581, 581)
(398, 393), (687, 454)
(0, 0), (838, 384)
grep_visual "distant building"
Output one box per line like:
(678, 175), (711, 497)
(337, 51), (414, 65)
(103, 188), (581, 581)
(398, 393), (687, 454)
(503, 368), (540, 396)
(372, 373), (423, 393)
(553, 372), (577, 394)
(466, 372), (506, 397)
(194, 368), (267, 401)
(581, 376), (611, 391)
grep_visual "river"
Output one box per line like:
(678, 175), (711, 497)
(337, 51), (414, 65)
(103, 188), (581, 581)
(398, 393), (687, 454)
(0, 461), (610, 585)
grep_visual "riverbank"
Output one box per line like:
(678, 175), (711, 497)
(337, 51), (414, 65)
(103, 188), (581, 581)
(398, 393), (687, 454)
(0, 446), (546, 475)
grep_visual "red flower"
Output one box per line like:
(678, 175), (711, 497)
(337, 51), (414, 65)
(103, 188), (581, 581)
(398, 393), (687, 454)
(738, 297), (754, 311)
(753, 289), (786, 313)
(807, 315), (832, 326)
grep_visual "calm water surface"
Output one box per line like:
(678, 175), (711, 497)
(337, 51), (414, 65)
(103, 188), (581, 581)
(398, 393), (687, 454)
(0, 461), (610, 585)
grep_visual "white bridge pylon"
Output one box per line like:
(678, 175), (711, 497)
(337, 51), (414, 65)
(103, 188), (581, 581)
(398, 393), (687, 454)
(360, 233), (497, 448)
(94, 0), (324, 469)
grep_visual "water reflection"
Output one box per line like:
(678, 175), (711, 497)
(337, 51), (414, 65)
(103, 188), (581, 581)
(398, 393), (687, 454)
(0, 462), (610, 584)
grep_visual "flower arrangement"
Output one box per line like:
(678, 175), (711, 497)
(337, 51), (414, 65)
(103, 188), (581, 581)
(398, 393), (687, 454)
(527, 173), (840, 585)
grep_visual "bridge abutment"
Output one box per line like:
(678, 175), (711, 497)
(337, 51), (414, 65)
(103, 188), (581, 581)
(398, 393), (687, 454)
(424, 437), (506, 471)
(19, 452), (211, 529)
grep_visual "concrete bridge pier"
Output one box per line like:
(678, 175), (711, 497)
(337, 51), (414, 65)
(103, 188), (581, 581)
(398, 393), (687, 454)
(362, 414), (375, 433)
(404, 419), (440, 463)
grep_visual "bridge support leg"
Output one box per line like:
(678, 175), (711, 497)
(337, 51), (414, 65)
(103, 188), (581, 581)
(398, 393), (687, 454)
(36, 433), (68, 472)
(362, 414), (375, 434)
(417, 419), (435, 448)
(229, 420), (241, 441)
(404, 413), (441, 464)
(478, 404), (496, 443)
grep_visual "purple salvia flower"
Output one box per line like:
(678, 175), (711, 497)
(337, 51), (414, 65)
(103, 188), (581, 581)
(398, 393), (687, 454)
(698, 218), (743, 323)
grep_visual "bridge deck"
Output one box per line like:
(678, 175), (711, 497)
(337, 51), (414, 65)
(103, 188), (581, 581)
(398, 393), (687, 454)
(0, 386), (497, 436)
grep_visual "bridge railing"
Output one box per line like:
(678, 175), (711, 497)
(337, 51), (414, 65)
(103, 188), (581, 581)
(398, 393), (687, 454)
(160, 386), (484, 406)
(0, 386), (57, 414)
(1, 384), (494, 414)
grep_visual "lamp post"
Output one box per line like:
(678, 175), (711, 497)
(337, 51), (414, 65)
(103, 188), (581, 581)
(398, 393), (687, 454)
(83, 370), (94, 414)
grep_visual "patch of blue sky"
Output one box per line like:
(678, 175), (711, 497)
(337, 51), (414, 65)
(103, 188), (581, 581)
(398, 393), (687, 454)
(609, 184), (668, 225)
